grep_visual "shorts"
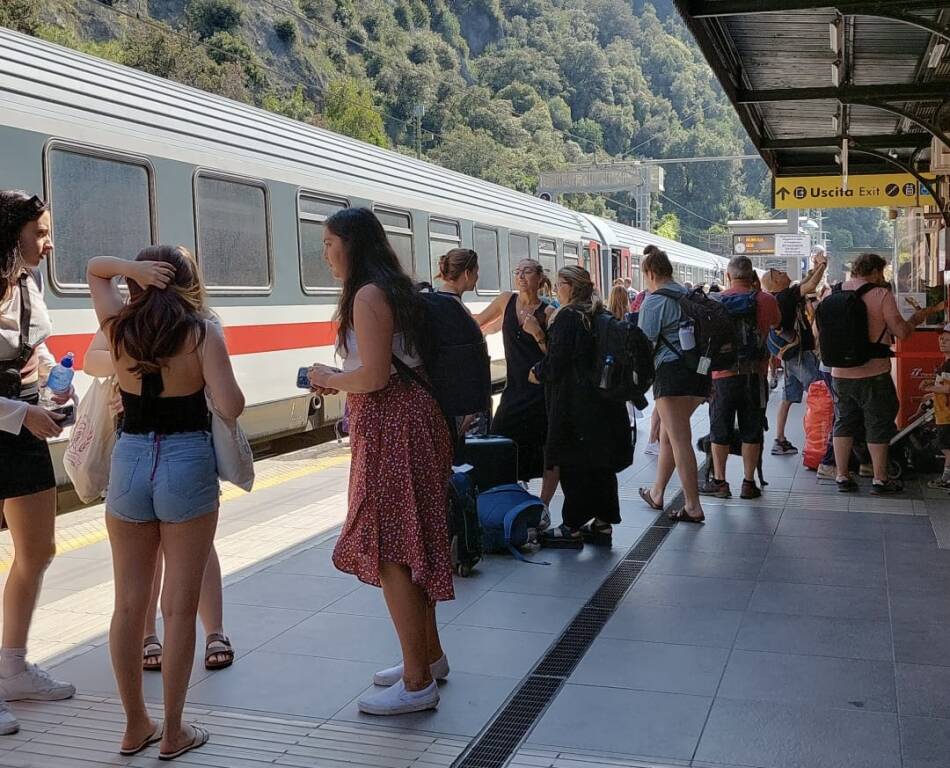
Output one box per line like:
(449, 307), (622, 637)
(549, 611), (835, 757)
(939, 424), (950, 451)
(106, 431), (219, 524)
(783, 350), (820, 404)
(653, 359), (711, 400)
(0, 396), (55, 500)
(832, 373), (899, 444)
(710, 374), (768, 445)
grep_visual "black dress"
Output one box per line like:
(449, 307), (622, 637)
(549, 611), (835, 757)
(490, 294), (549, 482)
(537, 307), (633, 528)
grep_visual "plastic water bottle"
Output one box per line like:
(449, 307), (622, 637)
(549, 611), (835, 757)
(599, 354), (614, 389)
(45, 353), (75, 400)
(678, 321), (696, 351)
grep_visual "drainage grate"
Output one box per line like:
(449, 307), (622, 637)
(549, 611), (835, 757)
(452, 509), (673, 768)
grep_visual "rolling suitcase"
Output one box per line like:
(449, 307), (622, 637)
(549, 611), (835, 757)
(456, 434), (519, 492)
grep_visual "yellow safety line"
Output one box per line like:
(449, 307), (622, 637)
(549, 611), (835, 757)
(0, 453), (350, 574)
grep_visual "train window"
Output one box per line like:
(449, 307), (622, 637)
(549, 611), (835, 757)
(429, 217), (460, 281)
(473, 226), (500, 293)
(374, 206), (414, 277)
(564, 242), (579, 266)
(195, 173), (271, 291)
(298, 192), (347, 292)
(509, 233), (530, 264)
(46, 146), (155, 290)
(538, 238), (557, 277)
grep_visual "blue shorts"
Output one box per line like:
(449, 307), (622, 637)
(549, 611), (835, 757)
(783, 350), (820, 404)
(106, 432), (219, 524)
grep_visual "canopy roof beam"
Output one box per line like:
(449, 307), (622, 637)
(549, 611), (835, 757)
(688, 1), (950, 17)
(737, 83), (950, 103)
(762, 134), (932, 149)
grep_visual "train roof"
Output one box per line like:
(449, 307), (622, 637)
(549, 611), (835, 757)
(585, 216), (726, 269)
(0, 28), (602, 242)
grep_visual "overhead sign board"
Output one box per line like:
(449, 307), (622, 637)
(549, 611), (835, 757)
(773, 173), (935, 209)
(538, 164), (664, 195)
(775, 233), (811, 262)
(733, 234), (774, 255)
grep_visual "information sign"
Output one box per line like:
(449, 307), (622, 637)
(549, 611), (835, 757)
(773, 173), (936, 209)
(775, 233), (811, 262)
(733, 234), (774, 255)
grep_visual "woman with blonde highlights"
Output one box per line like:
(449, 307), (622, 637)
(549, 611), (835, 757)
(532, 266), (632, 546)
(88, 247), (244, 759)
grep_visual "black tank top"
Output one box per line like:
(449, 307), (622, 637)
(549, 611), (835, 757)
(120, 370), (210, 435)
(500, 294), (548, 411)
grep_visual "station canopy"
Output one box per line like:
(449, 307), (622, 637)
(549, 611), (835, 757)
(673, 1), (950, 179)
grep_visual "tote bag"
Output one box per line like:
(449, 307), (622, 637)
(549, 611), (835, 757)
(63, 378), (117, 503)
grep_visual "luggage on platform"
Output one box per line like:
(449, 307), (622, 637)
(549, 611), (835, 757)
(477, 483), (545, 560)
(455, 434), (518, 492)
(448, 469), (482, 577)
(802, 380), (834, 470)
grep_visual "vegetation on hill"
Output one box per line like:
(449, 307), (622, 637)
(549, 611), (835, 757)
(2, 0), (890, 253)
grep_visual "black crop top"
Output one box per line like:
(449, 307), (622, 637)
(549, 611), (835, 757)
(120, 370), (210, 435)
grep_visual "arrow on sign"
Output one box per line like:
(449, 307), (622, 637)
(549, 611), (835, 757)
(776, 187), (790, 200)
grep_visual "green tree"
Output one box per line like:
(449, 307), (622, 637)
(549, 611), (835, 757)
(262, 85), (316, 122)
(324, 79), (390, 147)
(186, 0), (244, 40)
(274, 18), (297, 44)
(656, 212), (681, 240)
(0, 0), (39, 34)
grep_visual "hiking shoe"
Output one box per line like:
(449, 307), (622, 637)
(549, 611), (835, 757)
(358, 679), (439, 716)
(0, 701), (18, 735)
(740, 479), (761, 499)
(0, 664), (75, 702)
(859, 463), (874, 478)
(871, 479), (903, 495)
(374, 655), (450, 688)
(700, 478), (731, 498)
(771, 438), (798, 456)
(817, 464), (837, 480)
(643, 441), (660, 456)
(836, 476), (858, 493)
(927, 477), (950, 491)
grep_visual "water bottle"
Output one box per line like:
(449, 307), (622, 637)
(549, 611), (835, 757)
(599, 354), (614, 390)
(45, 353), (75, 401)
(678, 321), (696, 351)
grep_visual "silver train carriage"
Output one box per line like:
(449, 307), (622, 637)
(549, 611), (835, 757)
(0, 28), (726, 487)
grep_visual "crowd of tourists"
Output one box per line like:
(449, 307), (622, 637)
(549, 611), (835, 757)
(0, 191), (942, 758)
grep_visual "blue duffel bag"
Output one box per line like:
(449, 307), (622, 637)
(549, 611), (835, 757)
(476, 484), (547, 562)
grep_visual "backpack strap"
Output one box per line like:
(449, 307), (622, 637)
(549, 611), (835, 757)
(853, 282), (890, 345)
(650, 288), (685, 360)
(391, 354), (459, 445)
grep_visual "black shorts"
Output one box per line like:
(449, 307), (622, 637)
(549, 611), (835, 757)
(653, 360), (711, 400)
(832, 373), (898, 444)
(0, 397), (55, 500)
(939, 424), (950, 451)
(710, 374), (768, 445)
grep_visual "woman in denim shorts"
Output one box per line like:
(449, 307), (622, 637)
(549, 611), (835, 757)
(88, 247), (244, 761)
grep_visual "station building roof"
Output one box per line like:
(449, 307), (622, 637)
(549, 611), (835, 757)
(673, 1), (950, 178)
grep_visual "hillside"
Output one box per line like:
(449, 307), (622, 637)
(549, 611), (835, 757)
(2, 0), (891, 253)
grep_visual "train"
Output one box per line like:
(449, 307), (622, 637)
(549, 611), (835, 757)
(0, 27), (726, 485)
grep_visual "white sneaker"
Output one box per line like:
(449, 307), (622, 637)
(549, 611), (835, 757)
(0, 664), (75, 702)
(0, 701), (18, 735)
(374, 655), (449, 687)
(358, 679), (439, 716)
(643, 441), (660, 456)
(816, 464), (837, 480)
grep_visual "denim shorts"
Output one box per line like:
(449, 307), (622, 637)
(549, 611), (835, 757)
(106, 432), (219, 524)
(783, 350), (820, 404)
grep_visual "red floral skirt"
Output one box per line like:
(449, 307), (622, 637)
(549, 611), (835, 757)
(332, 374), (455, 603)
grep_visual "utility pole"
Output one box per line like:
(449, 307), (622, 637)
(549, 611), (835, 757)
(412, 104), (425, 159)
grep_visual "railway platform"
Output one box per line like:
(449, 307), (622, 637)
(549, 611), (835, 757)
(1, 398), (950, 768)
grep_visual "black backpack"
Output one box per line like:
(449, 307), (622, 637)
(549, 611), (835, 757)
(655, 287), (737, 372)
(448, 469), (482, 577)
(413, 289), (492, 417)
(718, 291), (767, 375)
(816, 282), (891, 368)
(590, 310), (654, 409)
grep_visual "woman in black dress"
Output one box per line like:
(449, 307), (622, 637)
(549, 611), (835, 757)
(477, 259), (558, 506)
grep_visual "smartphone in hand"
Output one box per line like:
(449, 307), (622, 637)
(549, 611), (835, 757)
(52, 404), (76, 427)
(296, 367), (312, 389)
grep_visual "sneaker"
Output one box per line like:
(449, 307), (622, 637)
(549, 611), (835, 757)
(374, 655), (450, 688)
(643, 441), (660, 456)
(771, 438), (798, 456)
(0, 664), (75, 702)
(836, 476), (858, 493)
(817, 464), (837, 480)
(0, 701), (18, 735)
(927, 477), (950, 491)
(859, 463), (874, 478)
(871, 479), (903, 495)
(740, 479), (761, 499)
(699, 478), (731, 498)
(358, 679), (439, 716)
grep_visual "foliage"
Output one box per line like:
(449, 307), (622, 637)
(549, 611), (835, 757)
(655, 212), (680, 240)
(324, 79), (390, 147)
(274, 18), (297, 43)
(186, 0), (244, 40)
(0, 0), (39, 34)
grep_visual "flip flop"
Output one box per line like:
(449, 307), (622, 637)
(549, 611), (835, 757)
(159, 724), (209, 761)
(668, 509), (705, 524)
(143, 635), (162, 672)
(119, 721), (163, 756)
(638, 487), (663, 511)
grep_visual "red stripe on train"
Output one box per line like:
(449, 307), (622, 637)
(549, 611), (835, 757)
(45, 321), (337, 370)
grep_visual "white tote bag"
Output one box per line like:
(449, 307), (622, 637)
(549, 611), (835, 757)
(63, 378), (117, 503)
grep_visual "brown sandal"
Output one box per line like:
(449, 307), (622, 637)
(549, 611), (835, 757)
(638, 487), (663, 511)
(204, 634), (234, 671)
(669, 508), (705, 524)
(143, 635), (162, 672)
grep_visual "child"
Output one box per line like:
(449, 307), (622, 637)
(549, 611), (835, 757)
(923, 323), (950, 490)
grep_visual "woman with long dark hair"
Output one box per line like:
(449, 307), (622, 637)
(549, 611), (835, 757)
(0, 191), (75, 736)
(532, 266), (632, 545)
(307, 208), (454, 716)
(88, 246), (244, 759)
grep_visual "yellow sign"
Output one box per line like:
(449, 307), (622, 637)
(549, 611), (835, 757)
(773, 173), (936, 209)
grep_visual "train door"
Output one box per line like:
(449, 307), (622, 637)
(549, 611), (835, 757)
(610, 249), (621, 284)
(583, 240), (602, 291)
